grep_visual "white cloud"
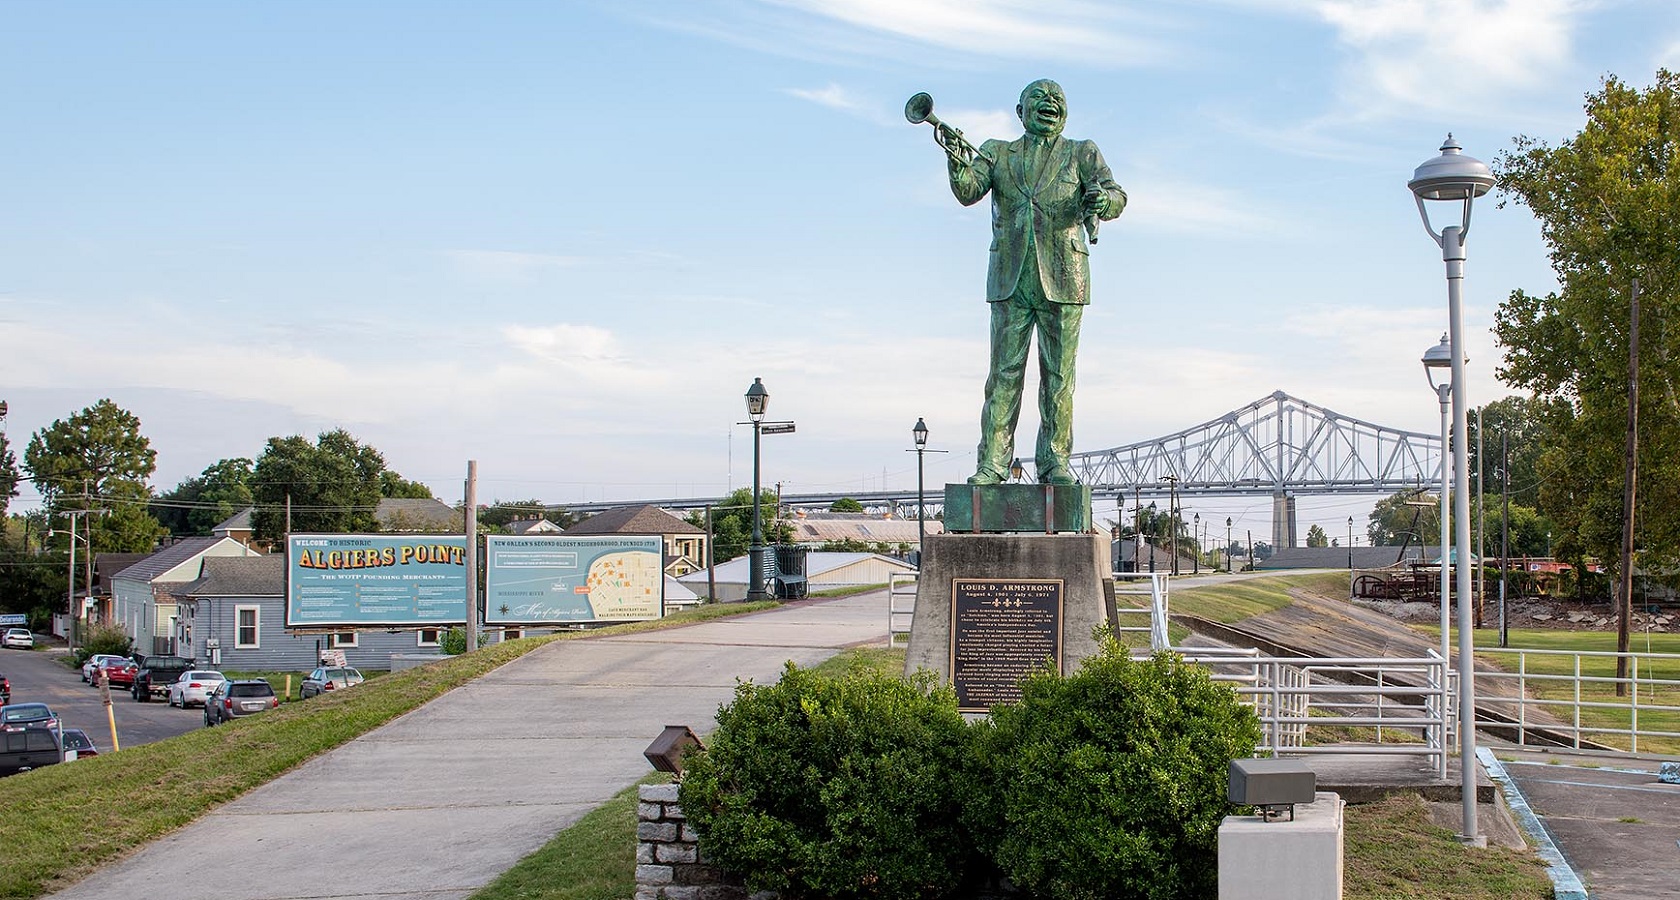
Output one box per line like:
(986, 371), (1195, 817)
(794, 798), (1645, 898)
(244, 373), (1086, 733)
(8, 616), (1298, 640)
(1121, 177), (1282, 236)
(1659, 37), (1680, 70)
(784, 83), (866, 113)
(1313, 0), (1582, 118)
(501, 323), (667, 389)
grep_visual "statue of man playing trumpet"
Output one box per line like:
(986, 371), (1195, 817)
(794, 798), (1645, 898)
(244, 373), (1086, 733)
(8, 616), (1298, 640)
(918, 79), (1126, 485)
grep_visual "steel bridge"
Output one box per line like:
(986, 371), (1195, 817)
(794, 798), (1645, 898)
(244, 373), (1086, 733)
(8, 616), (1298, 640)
(561, 391), (1441, 547)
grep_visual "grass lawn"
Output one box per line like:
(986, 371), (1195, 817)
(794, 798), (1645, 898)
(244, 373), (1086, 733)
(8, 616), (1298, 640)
(473, 646), (1551, 900)
(1170, 571), (1347, 623)
(0, 600), (778, 900)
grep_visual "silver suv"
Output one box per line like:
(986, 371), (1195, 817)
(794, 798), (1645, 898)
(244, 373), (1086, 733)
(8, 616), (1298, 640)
(203, 679), (278, 726)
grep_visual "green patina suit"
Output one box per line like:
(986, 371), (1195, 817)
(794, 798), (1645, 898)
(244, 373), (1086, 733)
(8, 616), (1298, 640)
(948, 80), (1125, 485)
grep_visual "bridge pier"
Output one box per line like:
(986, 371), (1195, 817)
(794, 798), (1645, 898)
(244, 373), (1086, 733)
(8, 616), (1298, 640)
(1272, 491), (1297, 549)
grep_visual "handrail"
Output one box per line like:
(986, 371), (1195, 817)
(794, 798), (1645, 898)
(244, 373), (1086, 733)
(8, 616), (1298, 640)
(1473, 645), (1680, 753)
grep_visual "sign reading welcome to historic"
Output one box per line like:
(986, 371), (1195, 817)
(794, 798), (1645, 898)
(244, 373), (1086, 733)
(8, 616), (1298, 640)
(950, 578), (1064, 713)
(485, 535), (664, 625)
(286, 534), (468, 628)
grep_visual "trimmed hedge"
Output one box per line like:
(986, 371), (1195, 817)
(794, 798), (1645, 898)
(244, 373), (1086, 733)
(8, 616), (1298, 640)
(681, 641), (1261, 900)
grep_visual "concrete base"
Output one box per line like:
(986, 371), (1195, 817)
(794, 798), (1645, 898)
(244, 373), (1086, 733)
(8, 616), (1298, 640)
(904, 532), (1111, 703)
(1219, 792), (1344, 900)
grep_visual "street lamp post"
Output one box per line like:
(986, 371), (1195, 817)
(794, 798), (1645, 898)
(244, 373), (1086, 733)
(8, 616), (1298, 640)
(744, 378), (769, 602)
(1411, 133), (1495, 847)
(1423, 334), (1455, 672)
(1193, 512), (1200, 574)
(1226, 517), (1233, 573)
(907, 418), (947, 564)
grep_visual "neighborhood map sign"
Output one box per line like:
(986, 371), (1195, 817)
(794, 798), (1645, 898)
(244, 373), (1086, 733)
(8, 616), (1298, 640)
(286, 534), (468, 628)
(485, 535), (663, 624)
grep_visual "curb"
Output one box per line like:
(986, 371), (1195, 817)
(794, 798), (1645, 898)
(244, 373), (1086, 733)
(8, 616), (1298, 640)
(1476, 747), (1589, 900)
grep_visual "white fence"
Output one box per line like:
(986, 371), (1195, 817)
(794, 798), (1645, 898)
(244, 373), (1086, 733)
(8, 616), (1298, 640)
(1471, 646), (1680, 753)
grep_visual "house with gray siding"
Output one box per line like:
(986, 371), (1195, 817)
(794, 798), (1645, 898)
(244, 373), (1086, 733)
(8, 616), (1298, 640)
(179, 556), (452, 672)
(111, 537), (262, 657)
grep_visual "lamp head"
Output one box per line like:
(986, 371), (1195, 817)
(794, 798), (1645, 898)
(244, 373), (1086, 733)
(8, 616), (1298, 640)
(1421, 333), (1461, 391)
(913, 417), (928, 448)
(1009, 458), (1025, 482)
(1409, 134), (1495, 201)
(744, 377), (768, 422)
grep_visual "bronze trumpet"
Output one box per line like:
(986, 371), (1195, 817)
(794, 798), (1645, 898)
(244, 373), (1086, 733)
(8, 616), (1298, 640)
(905, 92), (987, 167)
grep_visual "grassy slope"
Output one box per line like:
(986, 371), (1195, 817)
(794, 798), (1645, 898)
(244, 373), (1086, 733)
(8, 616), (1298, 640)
(0, 601), (778, 900)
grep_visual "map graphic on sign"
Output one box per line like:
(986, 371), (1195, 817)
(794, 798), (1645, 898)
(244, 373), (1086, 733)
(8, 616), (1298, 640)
(485, 535), (664, 624)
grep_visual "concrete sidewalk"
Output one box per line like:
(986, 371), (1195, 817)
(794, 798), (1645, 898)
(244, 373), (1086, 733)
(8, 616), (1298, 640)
(53, 594), (889, 900)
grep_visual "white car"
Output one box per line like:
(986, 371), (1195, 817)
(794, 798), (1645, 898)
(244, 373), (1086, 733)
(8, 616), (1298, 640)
(167, 670), (227, 708)
(82, 653), (127, 682)
(2, 628), (33, 650)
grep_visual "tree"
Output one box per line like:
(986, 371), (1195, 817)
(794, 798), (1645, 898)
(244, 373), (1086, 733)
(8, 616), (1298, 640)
(0, 429), (18, 519)
(1494, 71), (1680, 573)
(249, 430), (424, 541)
(1367, 489), (1440, 547)
(828, 497), (864, 513)
(1305, 524), (1328, 548)
(689, 488), (791, 562)
(23, 399), (165, 552)
(379, 470), (434, 499)
(155, 458), (255, 535)
(477, 499), (577, 532)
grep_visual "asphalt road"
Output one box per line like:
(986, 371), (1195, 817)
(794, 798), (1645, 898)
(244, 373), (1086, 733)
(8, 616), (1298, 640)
(1501, 755), (1680, 900)
(0, 646), (204, 751)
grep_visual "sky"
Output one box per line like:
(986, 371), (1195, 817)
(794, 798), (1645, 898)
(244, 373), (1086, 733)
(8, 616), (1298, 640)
(1, 1), (1676, 545)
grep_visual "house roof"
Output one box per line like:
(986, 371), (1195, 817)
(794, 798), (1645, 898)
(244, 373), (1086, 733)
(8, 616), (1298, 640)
(679, 551), (913, 584)
(94, 553), (150, 587)
(508, 518), (563, 535)
(564, 505), (701, 536)
(112, 537), (246, 584)
(212, 507), (254, 533)
(787, 512), (941, 544)
(181, 555), (284, 598)
(376, 498), (461, 531)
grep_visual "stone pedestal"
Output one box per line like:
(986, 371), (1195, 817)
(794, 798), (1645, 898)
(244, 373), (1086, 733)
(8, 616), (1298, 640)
(904, 531), (1112, 711)
(1218, 792), (1345, 900)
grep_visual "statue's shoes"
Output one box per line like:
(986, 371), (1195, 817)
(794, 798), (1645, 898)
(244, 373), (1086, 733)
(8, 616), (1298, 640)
(1038, 468), (1079, 485)
(966, 470), (1004, 485)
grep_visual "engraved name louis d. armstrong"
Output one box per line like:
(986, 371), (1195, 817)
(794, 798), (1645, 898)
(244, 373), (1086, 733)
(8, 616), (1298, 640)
(950, 578), (1063, 712)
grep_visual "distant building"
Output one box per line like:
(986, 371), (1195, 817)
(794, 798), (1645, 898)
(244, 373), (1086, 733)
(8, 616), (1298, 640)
(506, 517), (564, 536)
(564, 505), (708, 577)
(786, 510), (940, 549)
(681, 551), (914, 603)
(111, 536), (262, 657)
(376, 498), (462, 533)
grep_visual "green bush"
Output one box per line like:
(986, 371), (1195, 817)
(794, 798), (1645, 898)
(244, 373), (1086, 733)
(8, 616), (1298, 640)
(964, 641), (1262, 900)
(77, 623), (134, 661)
(679, 662), (972, 900)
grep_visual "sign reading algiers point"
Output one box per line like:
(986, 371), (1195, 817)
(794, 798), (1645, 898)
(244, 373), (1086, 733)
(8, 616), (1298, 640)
(485, 535), (664, 624)
(286, 534), (468, 628)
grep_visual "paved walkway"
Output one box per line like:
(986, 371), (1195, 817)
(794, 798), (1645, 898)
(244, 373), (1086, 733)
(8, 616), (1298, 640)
(52, 593), (889, 900)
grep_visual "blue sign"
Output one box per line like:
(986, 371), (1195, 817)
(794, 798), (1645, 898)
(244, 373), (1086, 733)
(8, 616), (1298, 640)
(286, 534), (468, 628)
(485, 535), (663, 624)
(0, 614), (26, 626)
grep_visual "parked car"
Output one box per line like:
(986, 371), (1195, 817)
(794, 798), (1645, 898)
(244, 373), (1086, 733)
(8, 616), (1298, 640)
(167, 670), (226, 708)
(0, 724), (60, 776)
(82, 653), (128, 683)
(98, 658), (138, 688)
(300, 666), (364, 699)
(60, 728), (99, 760)
(204, 680), (278, 726)
(0, 672), (9, 706)
(1, 628), (32, 650)
(0, 703), (59, 732)
(132, 655), (195, 702)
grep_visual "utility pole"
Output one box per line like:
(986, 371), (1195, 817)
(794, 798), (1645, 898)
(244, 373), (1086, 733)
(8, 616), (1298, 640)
(464, 460), (479, 653)
(1162, 475), (1180, 576)
(1617, 278), (1640, 696)
(1500, 430), (1510, 648)
(1476, 407), (1486, 628)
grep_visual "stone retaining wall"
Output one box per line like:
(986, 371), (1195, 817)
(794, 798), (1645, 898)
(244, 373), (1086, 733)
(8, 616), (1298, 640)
(634, 782), (760, 900)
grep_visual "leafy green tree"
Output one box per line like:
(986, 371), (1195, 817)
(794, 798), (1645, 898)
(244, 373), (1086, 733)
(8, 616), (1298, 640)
(1494, 71), (1680, 572)
(688, 488), (791, 562)
(0, 429), (19, 518)
(477, 499), (576, 532)
(379, 470), (434, 499)
(828, 497), (864, 513)
(1367, 489), (1441, 546)
(23, 399), (165, 552)
(1305, 524), (1328, 548)
(249, 429), (423, 541)
(155, 458), (255, 535)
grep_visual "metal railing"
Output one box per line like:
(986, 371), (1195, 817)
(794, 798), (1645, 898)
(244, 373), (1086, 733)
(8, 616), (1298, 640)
(1171, 650), (1453, 775)
(887, 572), (917, 646)
(1113, 571), (1170, 650)
(1471, 646), (1680, 753)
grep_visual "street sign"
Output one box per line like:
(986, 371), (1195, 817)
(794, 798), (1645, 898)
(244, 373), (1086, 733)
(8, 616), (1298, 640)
(761, 422), (796, 435)
(0, 614), (25, 626)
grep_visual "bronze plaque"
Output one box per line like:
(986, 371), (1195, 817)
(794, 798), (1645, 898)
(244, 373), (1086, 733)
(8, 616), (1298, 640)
(950, 578), (1063, 712)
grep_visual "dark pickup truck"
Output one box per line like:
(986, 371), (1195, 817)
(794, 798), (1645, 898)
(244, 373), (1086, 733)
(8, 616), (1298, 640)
(132, 654), (195, 702)
(0, 726), (61, 776)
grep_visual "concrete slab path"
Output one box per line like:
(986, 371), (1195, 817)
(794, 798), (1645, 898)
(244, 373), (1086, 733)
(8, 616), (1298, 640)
(51, 593), (889, 900)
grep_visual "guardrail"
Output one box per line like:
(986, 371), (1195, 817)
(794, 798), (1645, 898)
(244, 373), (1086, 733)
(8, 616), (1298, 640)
(887, 572), (917, 646)
(1472, 646), (1680, 753)
(1113, 572), (1170, 650)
